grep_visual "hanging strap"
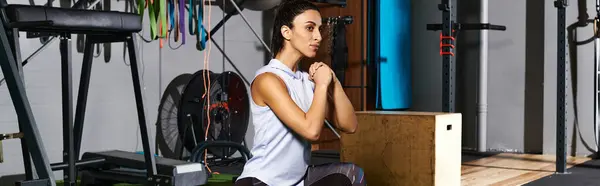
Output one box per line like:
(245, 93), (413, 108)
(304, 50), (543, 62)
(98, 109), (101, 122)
(188, 0), (196, 35)
(138, 0), (157, 39)
(169, 0), (175, 31)
(159, 0), (167, 38)
(168, 0), (179, 42)
(179, 0), (186, 44)
(188, 0), (206, 50)
(158, 0), (167, 48)
(196, 1), (207, 51)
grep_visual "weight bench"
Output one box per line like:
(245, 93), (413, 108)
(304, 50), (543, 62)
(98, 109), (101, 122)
(0, 2), (206, 186)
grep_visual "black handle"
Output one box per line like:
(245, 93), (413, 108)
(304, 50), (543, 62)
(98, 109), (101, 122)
(458, 23), (506, 31)
(189, 141), (253, 162)
(309, 0), (346, 7)
(427, 23), (507, 31)
(487, 24), (507, 31)
(426, 24), (442, 31)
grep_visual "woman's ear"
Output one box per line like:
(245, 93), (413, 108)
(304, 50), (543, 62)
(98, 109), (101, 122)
(281, 25), (292, 40)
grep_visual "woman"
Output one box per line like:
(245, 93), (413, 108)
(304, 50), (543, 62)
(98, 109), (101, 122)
(235, 0), (366, 186)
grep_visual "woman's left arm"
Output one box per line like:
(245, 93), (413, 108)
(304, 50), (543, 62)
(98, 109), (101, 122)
(327, 76), (358, 134)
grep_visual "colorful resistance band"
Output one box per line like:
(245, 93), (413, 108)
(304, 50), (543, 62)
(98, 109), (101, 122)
(179, 0), (186, 44)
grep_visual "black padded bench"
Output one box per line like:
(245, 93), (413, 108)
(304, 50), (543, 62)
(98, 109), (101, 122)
(4, 5), (141, 34)
(0, 2), (206, 186)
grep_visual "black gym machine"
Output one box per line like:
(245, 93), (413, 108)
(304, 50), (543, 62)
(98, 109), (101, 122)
(0, 0), (207, 185)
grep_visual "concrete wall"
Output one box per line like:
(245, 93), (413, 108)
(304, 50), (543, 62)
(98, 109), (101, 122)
(0, 0), (269, 179)
(412, 0), (599, 157)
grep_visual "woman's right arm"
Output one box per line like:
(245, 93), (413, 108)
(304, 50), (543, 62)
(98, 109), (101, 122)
(252, 72), (330, 141)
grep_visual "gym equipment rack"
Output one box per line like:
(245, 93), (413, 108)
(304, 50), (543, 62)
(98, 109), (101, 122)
(426, 0), (506, 113)
(425, 0), (568, 175)
(555, 0), (568, 174)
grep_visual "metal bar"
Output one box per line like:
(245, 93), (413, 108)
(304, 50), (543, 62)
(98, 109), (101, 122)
(227, 0), (271, 54)
(441, 0), (456, 113)
(7, 28), (34, 181)
(555, 0), (568, 174)
(15, 179), (52, 186)
(126, 34), (157, 177)
(478, 0), (489, 152)
(595, 0), (600, 160)
(374, 0), (381, 109)
(0, 16), (56, 186)
(50, 157), (106, 170)
(360, 0), (364, 111)
(209, 36), (251, 86)
(597, 0), (600, 18)
(595, 31), (599, 155)
(0, 37), (54, 86)
(59, 34), (76, 186)
(457, 23), (506, 30)
(19, 123), (33, 180)
(309, 0), (346, 7)
(325, 121), (341, 138)
(157, 41), (162, 156)
(22, 38), (56, 67)
(73, 37), (94, 159)
(205, 2), (239, 41)
(9, 28), (23, 80)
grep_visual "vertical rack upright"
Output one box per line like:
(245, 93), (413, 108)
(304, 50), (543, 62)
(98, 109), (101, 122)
(555, 0), (568, 174)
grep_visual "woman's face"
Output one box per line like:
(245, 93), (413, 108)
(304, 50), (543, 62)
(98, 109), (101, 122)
(283, 10), (323, 58)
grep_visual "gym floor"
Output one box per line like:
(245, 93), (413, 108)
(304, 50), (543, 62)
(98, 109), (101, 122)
(311, 150), (600, 186)
(2, 144), (598, 185)
(461, 152), (600, 186)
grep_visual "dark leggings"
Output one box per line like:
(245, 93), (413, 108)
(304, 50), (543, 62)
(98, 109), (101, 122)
(234, 162), (366, 186)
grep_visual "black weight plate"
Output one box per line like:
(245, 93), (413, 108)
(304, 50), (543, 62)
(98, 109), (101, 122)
(178, 69), (215, 153)
(156, 73), (192, 159)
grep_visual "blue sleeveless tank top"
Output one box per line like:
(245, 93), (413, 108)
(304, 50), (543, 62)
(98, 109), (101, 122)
(237, 59), (315, 185)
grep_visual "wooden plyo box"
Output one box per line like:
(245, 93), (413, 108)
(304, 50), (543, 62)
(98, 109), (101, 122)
(340, 111), (462, 186)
